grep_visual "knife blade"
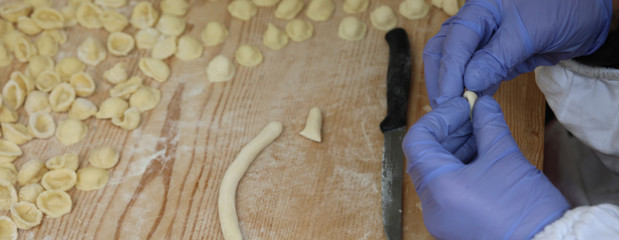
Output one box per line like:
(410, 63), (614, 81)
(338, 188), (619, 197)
(380, 28), (411, 240)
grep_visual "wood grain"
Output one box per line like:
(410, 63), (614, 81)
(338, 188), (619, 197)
(0, 0), (544, 239)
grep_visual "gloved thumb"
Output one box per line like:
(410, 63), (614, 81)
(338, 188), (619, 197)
(470, 96), (521, 165)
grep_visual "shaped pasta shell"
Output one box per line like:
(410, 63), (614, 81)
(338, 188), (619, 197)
(135, 28), (160, 50)
(31, 7), (65, 29)
(3, 80), (26, 110)
(139, 58), (170, 82)
(41, 169), (77, 191)
(76, 2), (102, 29)
(77, 37), (106, 66)
(17, 160), (47, 186)
(103, 62), (128, 84)
(0, 3), (32, 22)
(2, 123), (33, 145)
(10, 71), (35, 94)
(0, 179), (17, 210)
(175, 35), (203, 61)
(0, 215), (17, 240)
(130, 86), (161, 112)
(228, 0), (258, 21)
(55, 57), (85, 81)
(16, 16), (42, 35)
(35, 70), (61, 92)
(69, 72), (96, 97)
(26, 56), (54, 79)
(76, 167), (109, 191)
(49, 83), (76, 112)
(24, 91), (51, 115)
(35, 34), (59, 57)
(55, 119), (87, 146)
(0, 140), (21, 163)
(99, 10), (128, 33)
(130, 1), (159, 29)
(69, 98), (97, 120)
(151, 36), (176, 59)
(25, 0), (52, 8)
(88, 146), (119, 169)
(110, 76), (142, 100)
(161, 0), (189, 16)
(156, 14), (186, 36)
(95, 97), (128, 119)
(111, 107), (140, 130)
(41, 29), (67, 45)
(18, 183), (43, 203)
(201, 21), (229, 46)
(61, 5), (77, 27)
(36, 190), (72, 218)
(0, 165), (17, 185)
(0, 103), (18, 124)
(0, 42), (12, 67)
(13, 35), (37, 63)
(95, 0), (127, 8)
(107, 32), (135, 56)
(10, 202), (42, 230)
(45, 153), (79, 171)
(28, 111), (55, 139)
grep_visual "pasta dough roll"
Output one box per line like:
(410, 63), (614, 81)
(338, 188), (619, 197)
(299, 107), (323, 142)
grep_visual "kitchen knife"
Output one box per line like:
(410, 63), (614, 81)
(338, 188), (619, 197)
(380, 28), (411, 240)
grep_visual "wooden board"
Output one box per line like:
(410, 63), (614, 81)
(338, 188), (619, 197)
(0, 0), (544, 239)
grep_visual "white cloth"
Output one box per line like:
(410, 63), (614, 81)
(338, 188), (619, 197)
(533, 204), (619, 239)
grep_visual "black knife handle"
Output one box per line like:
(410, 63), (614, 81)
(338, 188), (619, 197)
(380, 28), (412, 133)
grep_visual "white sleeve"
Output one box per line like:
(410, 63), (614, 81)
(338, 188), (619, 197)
(532, 204), (619, 239)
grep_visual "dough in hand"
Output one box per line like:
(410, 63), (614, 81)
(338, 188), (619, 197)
(175, 35), (203, 61)
(207, 55), (235, 83)
(227, 0), (258, 21)
(235, 44), (263, 67)
(285, 19), (313, 42)
(0, 215), (17, 240)
(399, 0), (430, 20)
(36, 190), (72, 218)
(274, 0), (303, 20)
(10, 202), (42, 230)
(338, 16), (367, 41)
(76, 167), (109, 191)
(263, 23), (289, 50)
(41, 169), (77, 191)
(77, 37), (106, 66)
(371, 5), (398, 31)
(253, 0), (280, 7)
(88, 146), (119, 169)
(305, 0), (335, 22)
(18, 183), (44, 203)
(343, 0), (369, 14)
(201, 21), (229, 46)
(55, 119), (88, 145)
(0, 179), (17, 210)
(68, 98), (97, 120)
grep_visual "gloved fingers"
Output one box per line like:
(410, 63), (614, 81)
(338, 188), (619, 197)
(452, 136), (477, 164)
(442, 122), (477, 162)
(423, 26), (448, 108)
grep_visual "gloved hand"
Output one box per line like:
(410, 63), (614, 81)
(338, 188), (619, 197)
(424, 0), (612, 107)
(403, 96), (570, 239)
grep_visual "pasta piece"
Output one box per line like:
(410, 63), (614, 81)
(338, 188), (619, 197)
(35, 35), (59, 57)
(41, 29), (67, 45)
(45, 153), (79, 171)
(0, 165), (17, 185)
(55, 57), (85, 81)
(305, 0), (335, 22)
(2, 31), (25, 51)
(207, 55), (235, 82)
(175, 35), (203, 61)
(55, 119), (87, 145)
(49, 83), (76, 112)
(299, 107), (323, 142)
(0, 42), (12, 67)
(0, 179), (17, 210)
(0, 215), (17, 240)
(0, 19), (13, 37)
(103, 62), (128, 84)
(0, 163), (16, 172)
(463, 90), (478, 117)
(151, 36), (176, 59)
(95, 0), (127, 8)
(31, 7), (65, 29)
(338, 16), (367, 41)
(0, 140), (21, 163)
(370, 5), (398, 31)
(201, 22), (229, 47)
(17, 160), (47, 186)
(26, 56), (54, 79)
(228, 0), (258, 21)
(76, 2), (102, 29)
(398, 0), (430, 20)
(285, 19), (314, 42)
(28, 111), (55, 139)
(343, 0), (369, 14)
(36, 190), (72, 218)
(77, 37), (106, 66)
(157, 14), (186, 36)
(442, 0), (464, 16)
(60, 5), (77, 27)
(263, 23), (289, 50)
(10, 202), (42, 230)
(41, 169), (77, 191)
(130, 86), (161, 112)
(88, 146), (119, 169)
(111, 107), (140, 130)
(13, 35), (37, 63)
(24, 91), (51, 115)
(68, 98), (97, 120)
(235, 44), (263, 67)
(24, 0), (52, 8)
(18, 183), (44, 203)
(135, 28), (160, 50)
(130, 1), (159, 29)
(139, 58), (170, 82)
(16, 16), (42, 35)
(69, 72), (96, 97)
(253, 0), (280, 7)
(35, 70), (61, 92)
(107, 32), (134, 56)
(110, 76), (142, 100)
(160, 0), (189, 16)
(99, 10), (128, 33)
(76, 167), (109, 191)
(69, 0), (92, 7)
(0, 3), (32, 23)
(95, 97), (128, 119)
(10, 71), (34, 94)
(2, 123), (33, 145)
(3, 80), (26, 110)
(274, 0), (303, 20)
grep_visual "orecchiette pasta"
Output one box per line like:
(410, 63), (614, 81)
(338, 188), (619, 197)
(161, 0), (189, 16)
(175, 35), (203, 61)
(41, 29), (67, 45)
(24, 91), (51, 115)
(275, 0), (304, 20)
(16, 16), (42, 35)
(36, 190), (72, 218)
(235, 44), (264, 67)
(0, 215), (17, 240)
(0, 103), (18, 123)
(227, 0), (258, 21)
(3, 80), (26, 110)
(88, 146), (119, 169)
(18, 183), (44, 203)
(2, 123), (33, 145)
(25, 0), (52, 8)
(139, 58), (170, 82)
(77, 37), (106, 66)
(26, 56), (54, 79)
(55, 57), (85, 81)
(95, 0), (127, 8)
(0, 179), (17, 210)
(69, 72), (96, 97)
(0, 3), (32, 23)
(111, 107), (140, 130)
(76, 167), (109, 191)
(156, 14), (186, 36)
(10, 202), (42, 230)
(35, 34), (59, 57)
(10, 72), (34, 94)
(285, 19), (314, 42)
(135, 28), (160, 50)
(49, 83), (76, 112)
(0, 140), (21, 163)
(13, 35), (37, 63)
(99, 10), (128, 33)
(130, 1), (159, 29)
(201, 21), (229, 46)
(110, 76), (142, 100)
(17, 160), (47, 186)
(69, 98), (97, 120)
(28, 111), (55, 139)
(41, 169), (77, 191)
(55, 119), (88, 145)
(45, 153), (79, 171)
(35, 70), (61, 93)
(0, 19), (13, 36)
(61, 5), (77, 27)
(206, 55), (235, 82)
(0, 165), (16, 185)
(95, 97), (128, 119)
(70, 0), (92, 8)
(76, 2), (103, 29)
(107, 32), (134, 56)
(262, 23), (289, 50)
(0, 163), (15, 172)
(130, 86), (161, 112)
(0, 42), (12, 67)
(31, 7), (65, 30)
(103, 62), (128, 84)
(151, 36), (176, 59)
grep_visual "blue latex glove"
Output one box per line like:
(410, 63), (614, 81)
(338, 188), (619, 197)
(403, 96), (570, 239)
(424, 0), (612, 107)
